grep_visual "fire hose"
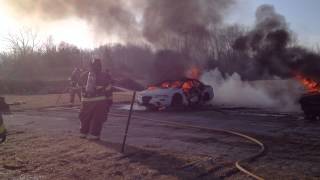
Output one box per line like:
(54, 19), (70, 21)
(52, 85), (266, 179)
(55, 86), (131, 105)
(110, 112), (265, 180)
(7, 102), (265, 179)
(7, 87), (265, 179)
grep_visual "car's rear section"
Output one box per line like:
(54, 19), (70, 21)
(299, 92), (320, 121)
(202, 85), (214, 102)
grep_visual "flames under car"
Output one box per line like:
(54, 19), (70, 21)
(136, 78), (214, 109)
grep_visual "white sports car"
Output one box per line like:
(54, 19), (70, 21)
(136, 78), (214, 109)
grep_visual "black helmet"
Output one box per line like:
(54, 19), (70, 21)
(90, 58), (102, 73)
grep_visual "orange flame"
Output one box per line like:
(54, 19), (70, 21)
(147, 86), (158, 90)
(147, 80), (195, 93)
(182, 81), (193, 92)
(147, 81), (180, 90)
(295, 73), (320, 92)
(171, 81), (183, 88)
(161, 82), (171, 88)
(186, 66), (201, 79)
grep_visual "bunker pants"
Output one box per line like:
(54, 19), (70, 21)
(79, 99), (110, 137)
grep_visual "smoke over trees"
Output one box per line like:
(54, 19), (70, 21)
(1, 1), (320, 92)
(142, 0), (234, 46)
(233, 5), (320, 81)
(5, 0), (140, 41)
(6, 0), (234, 44)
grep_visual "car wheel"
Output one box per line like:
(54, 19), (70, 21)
(171, 94), (183, 107)
(203, 93), (210, 101)
(146, 105), (158, 111)
(189, 95), (202, 109)
(305, 113), (319, 121)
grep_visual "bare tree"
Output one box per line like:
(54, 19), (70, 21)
(4, 28), (39, 57)
(41, 36), (56, 54)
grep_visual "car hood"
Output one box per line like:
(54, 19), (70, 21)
(139, 88), (180, 96)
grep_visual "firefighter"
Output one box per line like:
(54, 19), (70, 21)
(0, 97), (9, 143)
(0, 113), (7, 143)
(69, 68), (82, 105)
(78, 59), (113, 140)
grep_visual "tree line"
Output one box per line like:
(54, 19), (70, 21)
(1, 25), (319, 94)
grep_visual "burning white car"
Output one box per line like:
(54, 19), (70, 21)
(136, 78), (214, 109)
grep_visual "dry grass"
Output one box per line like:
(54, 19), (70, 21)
(0, 131), (209, 180)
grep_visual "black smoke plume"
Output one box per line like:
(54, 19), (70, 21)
(6, 1), (320, 82)
(151, 50), (191, 83)
(5, 0), (235, 82)
(233, 4), (320, 81)
(142, 0), (234, 47)
(142, 0), (234, 82)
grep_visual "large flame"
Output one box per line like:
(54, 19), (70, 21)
(147, 66), (201, 91)
(147, 80), (195, 93)
(295, 73), (320, 92)
(181, 81), (193, 92)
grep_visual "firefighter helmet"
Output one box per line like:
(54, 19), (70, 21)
(90, 58), (102, 73)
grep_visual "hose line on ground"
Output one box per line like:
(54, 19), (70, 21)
(110, 112), (265, 180)
(11, 105), (265, 179)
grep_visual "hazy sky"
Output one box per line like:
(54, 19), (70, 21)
(0, 0), (319, 50)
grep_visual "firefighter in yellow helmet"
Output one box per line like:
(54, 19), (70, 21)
(78, 59), (113, 140)
(0, 97), (9, 143)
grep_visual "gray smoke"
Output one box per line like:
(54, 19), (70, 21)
(142, 0), (234, 48)
(142, 0), (234, 82)
(5, 0), (141, 41)
(233, 4), (320, 81)
(233, 5), (289, 52)
(201, 69), (302, 112)
(255, 4), (287, 32)
(151, 50), (191, 83)
(6, 0), (235, 46)
(5, 0), (236, 83)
